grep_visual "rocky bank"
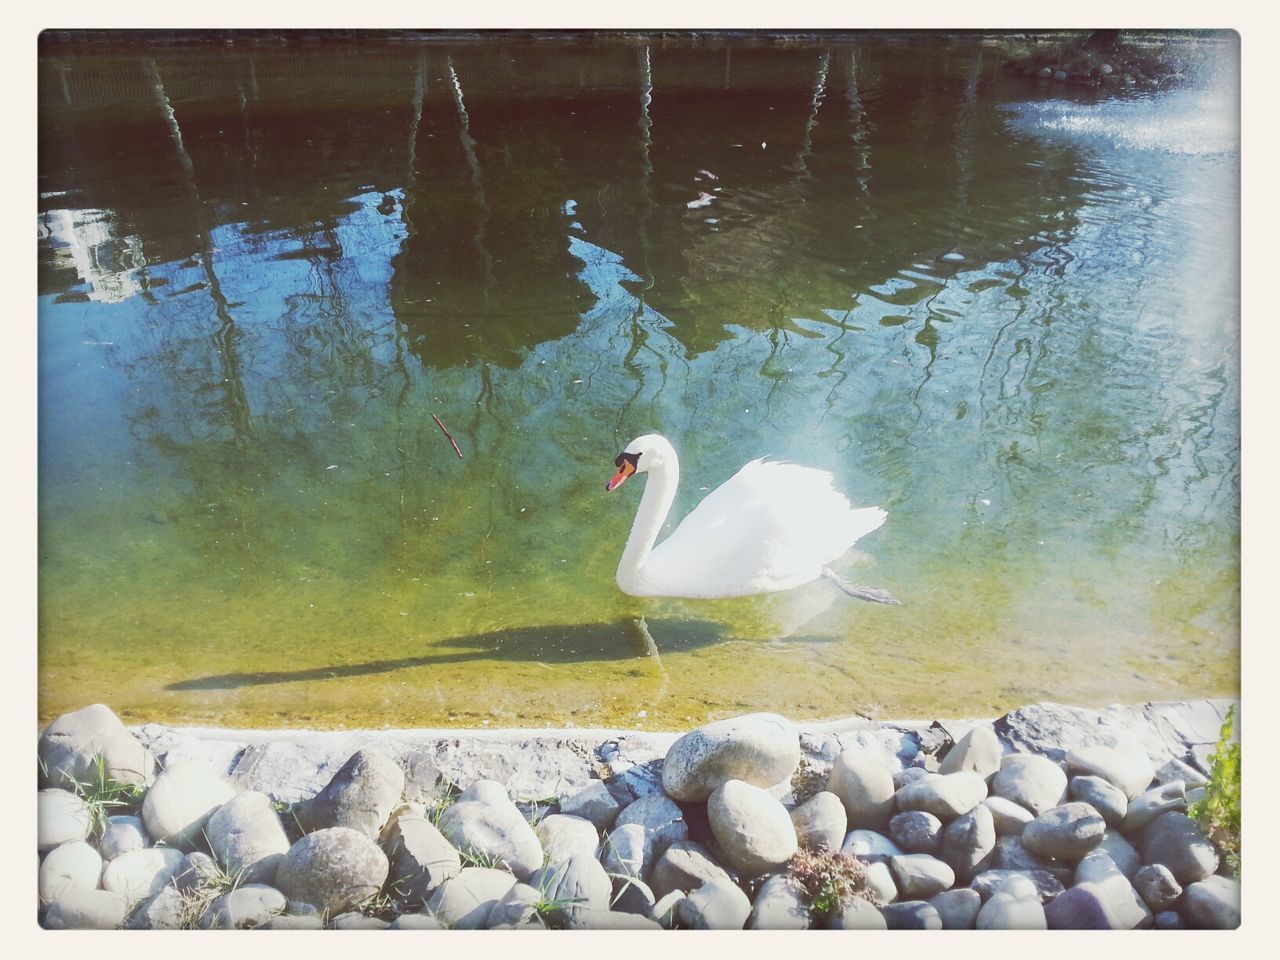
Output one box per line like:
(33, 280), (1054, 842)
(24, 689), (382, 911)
(36, 698), (1240, 930)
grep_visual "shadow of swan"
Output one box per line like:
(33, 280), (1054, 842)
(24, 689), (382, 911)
(164, 618), (729, 691)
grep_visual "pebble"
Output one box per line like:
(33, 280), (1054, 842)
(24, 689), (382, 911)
(662, 713), (800, 802)
(1074, 850), (1153, 929)
(42, 887), (129, 929)
(328, 912), (390, 929)
(1133, 863), (1182, 912)
(1097, 831), (1143, 880)
(882, 900), (942, 929)
(938, 725), (1003, 779)
(992, 754), (1067, 815)
(827, 896), (887, 929)
(941, 803), (996, 880)
(37, 788), (91, 851)
(1022, 802), (1107, 861)
(1179, 875), (1240, 929)
(889, 810), (943, 854)
(274, 826), (389, 915)
(970, 868), (1065, 903)
(614, 793), (688, 856)
(1140, 812), (1218, 884)
(564, 908), (663, 929)
(648, 840), (734, 901)
(534, 813), (600, 864)
(98, 815), (149, 860)
(707, 779), (798, 875)
(528, 852), (613, 923)
(747, 874), (810, 929)
(827, 747), (896, 830)
(982, 795), (1034, 835)
(295, 749), (405, 840)
(864, 860), (898, 904)
(1044, 883), (1114, 929)
(1123, 780), (1187, 833)
(600, 822), (651, 881)
(425, 866), (518, 929)
(1069, 775), (1128, 827)
(140, 761), (236, 850)
(895, 770), (987, 821)
(977, 888), (1047, 929)
(384, 812), (462, 903)
(437, 778), (544, 881)
(1066, 741), (1155, 801)
(1154, 909), (1183, 929)
(557, 780), (622, 831)
(101, 846), (186, 906)
(387, 913), (444, 929)
(840, 828), (903, 861)
(888, 853), (955, 899)
(206, 790), (291, 884)
(929, 887), (981, 929)
(39, 703), (155, 789)
(990, 835), (1074, 884)
(39, 840), (103, 904)
(1154, 757), (1208, 789)
(485, 882), (541, 927)
(676, 877), (752, 929)
(789, 790), (846, 852)
(199, 884), (287, 928)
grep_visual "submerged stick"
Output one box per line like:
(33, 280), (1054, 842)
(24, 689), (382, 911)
(431, 414), (464, 459)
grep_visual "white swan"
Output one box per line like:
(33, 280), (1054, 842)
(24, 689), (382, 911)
(606, 433), (898, 602)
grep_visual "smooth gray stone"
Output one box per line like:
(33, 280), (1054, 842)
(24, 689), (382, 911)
(1180, 875), (1240, 929)
(328, 912), (390, 929)
(98, 815), (149, 860)
(38, 789), (92, 851)
(437, 779), (543, 881)
(970, 869), (1065, 904)
(649, 890), (686, 928)
(648, 840), (733, 901)
(1154, 910), (1183, 929)
(611, 875), (657, 916)
(707, 779), (797, 876)
(1097, 830), (1143, 880)
(1069, 775), (1128, 827)
(42, 888), (129, 929)
(1022, 802), (1106, 861)
(296, 749), (405, 840)
(558, 780), (622, 832)
(424, 867), (517, 929)
(662, 713), (800, 802)
(39, 840), (103, 905)
(941, 803), (996, 880)
(260, 913), (325, 929)
(1133, 863), (1182, 911)
(938, 725), (1002, 779)
(826, 896), (887, 929)
(126, 885), (186, 930)
(841, 828), (903, 862)
(894, 767), (931, 790)
(534, 814), (600, 865)
(992, 754), (1067, 816)
(1140, 812), (1218, 884)
(614, 793), (688, 857)
(1065, 741), (1155, 801)
(528, 852), (613, 923)
(1044, 884), (1114, 929)
(600, 822), (652, 881)
(890, 810), (943, 854)
(384, 813), (462, 904)
(789, 791), (847, 852)
(1123, 781), (1187, 833)
(1154, 757), (1208, 789)
(387, 913), (445, 929)
(882, 900), (942, 929)
(982, 796), (1034, 836)
(140, 762), (235, 851)
(206, 791), (290, 884)
(274, 826), (390, 916)
(977, 890), (1046, 929)
(1074, 850), (1153, 929)
(485, 882), (540, 928)
(39, 703), (155, 789)
(895, 771), (987, 822)
(990, 835), (1074, 884)
(864, 860), (898, 904)
(929, 887), (982, 929)
(564, 908), (662, 929)
(747, 874), (810, 929)
(676, 877), (752, 930)
(199, 884), (287, 929)
(827, 747), (896, 831)
(101, 847), (186, 906)
(888, 854), (955, 900)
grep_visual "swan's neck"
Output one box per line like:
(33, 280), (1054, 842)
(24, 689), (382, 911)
(618, 453), (679, 588)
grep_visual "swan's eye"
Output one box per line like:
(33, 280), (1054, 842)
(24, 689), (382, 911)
(614, 451), (640, 469)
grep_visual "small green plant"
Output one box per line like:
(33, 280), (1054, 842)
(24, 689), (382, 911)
(173, 856), (246, 929)
(60, 754), (147, 837)
(457, 846), (508, 871)
(528, 868), (585, 929)
(1190, 705), (1241, 876)
(785, 847), (879, 921)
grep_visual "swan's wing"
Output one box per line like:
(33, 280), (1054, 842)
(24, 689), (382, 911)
(648, 458), (886, 595)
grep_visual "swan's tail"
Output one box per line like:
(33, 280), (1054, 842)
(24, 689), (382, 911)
(822, 567), (901, 605)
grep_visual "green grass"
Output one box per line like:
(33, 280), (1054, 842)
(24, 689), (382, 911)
(1190, 705), (1241, 876)
(47, 753), (147, 838)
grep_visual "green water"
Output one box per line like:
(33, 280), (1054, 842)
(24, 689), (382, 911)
(38, 33), (1240, 730)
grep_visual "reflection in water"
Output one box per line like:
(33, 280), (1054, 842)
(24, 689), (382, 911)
(38, 33), (1239, 728)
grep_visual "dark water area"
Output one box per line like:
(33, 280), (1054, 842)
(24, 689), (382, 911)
(37, 32), (1240, 729)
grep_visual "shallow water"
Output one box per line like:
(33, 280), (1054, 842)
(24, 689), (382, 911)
(38, 33), (1240, 729)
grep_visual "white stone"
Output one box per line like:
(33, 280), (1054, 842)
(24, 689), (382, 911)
(98, 815), (149, 860)
(977, 890), (1047, 929)
(827, 747), (896, 830)
(662, 713), (800, 802)
(1066, 741), (1155, 801)
(39, 840), (103, 904)
(939, 725), (1003, 779)
(992, 753), (1067, 815)
(425, 866), (518, 929)
(141, 762), (236, 850)
(37, 788), (91, 851)
(206, 791), (290, 883)
(199, 884), (287, 928)
(747, 875), (810, 929)
(437, 778), (544, 881)
(101, 846), (186, 906)
(42, 887), (129, 929)
(707, 779), (798, 876)
(789, 790), (846, 852)
(676, 877), (751, 930)
(39, 703), (155, 788)
(557, 780), (622, 831)
(534, 814), (599, 864)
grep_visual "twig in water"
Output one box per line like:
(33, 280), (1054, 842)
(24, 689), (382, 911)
(431, 414), (464, 459)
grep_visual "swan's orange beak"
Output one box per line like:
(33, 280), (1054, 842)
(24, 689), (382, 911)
(606, 460), (636, 492)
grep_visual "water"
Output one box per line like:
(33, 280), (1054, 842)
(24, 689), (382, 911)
(37, 33), (1240, 729)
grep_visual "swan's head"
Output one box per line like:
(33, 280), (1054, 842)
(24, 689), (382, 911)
(605, 433), (672, 492)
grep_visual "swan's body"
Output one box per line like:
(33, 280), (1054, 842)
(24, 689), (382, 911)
(606, 434), (893, 600)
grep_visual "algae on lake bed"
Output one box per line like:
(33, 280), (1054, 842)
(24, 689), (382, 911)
(38, 31), (1239, 730)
